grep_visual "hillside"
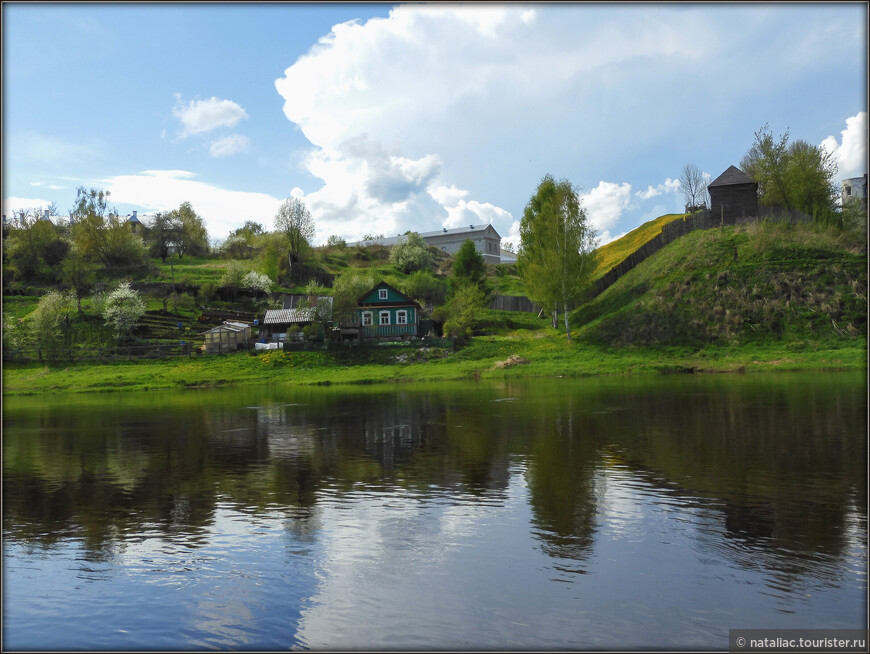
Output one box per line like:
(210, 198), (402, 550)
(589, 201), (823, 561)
(592, 213), (688, 280)
(574, 220), (867, 348)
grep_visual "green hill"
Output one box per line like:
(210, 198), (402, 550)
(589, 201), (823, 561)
(592, 213), (688, 280)
(574, 220), (867, 348)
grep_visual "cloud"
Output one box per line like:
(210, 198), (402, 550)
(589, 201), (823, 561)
(272, 4), (728, 245)
(2, 196), (55, 216)
(208, 134), (250, 158)
(30, 181), (67, 191)
(580, 181), (633, 235)
(820, 112), (868, 180)
(101, 170), (281, 241)
(172, 95), (248, 138)
(636, 177), (681, 200)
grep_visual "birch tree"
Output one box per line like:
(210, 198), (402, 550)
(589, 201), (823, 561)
(518, 175), (597, 341)
(275, 197), (315, 265)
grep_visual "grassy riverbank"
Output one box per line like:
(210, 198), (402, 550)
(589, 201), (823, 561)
(3, 325), (865, 396)
(4, 218), (865, 397)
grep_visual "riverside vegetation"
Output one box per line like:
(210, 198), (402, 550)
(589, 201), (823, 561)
(3, 216), (866, 396)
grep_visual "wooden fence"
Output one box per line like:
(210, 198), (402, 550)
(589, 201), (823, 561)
(592, 208), (812, 297)
(489, 295), (541, 313)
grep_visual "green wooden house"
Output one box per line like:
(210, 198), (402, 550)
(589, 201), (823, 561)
(355, 281), (421, 340)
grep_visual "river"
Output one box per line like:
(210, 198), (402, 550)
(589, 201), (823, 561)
(2, 373), (866, 650)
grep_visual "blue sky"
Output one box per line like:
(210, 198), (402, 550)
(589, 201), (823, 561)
(3, 3), (867, 248)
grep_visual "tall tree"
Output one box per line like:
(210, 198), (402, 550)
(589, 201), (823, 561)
(740, 123), (838, 215)
(275, 197), (315, 265)
(61, 250), (96, 313)
(145, 211), (178, 262)
(173, 202), (209, 259)
(452, 239), (487, 286)
(4, 210), (68, 281)
(69, 188), (145, 267)
(679, 164), (709, 212)
(518, 175), (598, 341)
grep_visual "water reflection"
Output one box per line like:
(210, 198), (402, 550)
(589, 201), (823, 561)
(3, 374), (866, 649)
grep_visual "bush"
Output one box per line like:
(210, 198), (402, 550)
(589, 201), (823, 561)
(170, 292), (196, 313)
(242, 270), (273, 293)
(27, 290), (75, 359)
(400, 271), (447, 311)
(103, 281), (146, 338)
(434, 283), (486, 341)
(390, 232), (431, 273)
(219, 261), (247, 287)
(199, 282), (218, 303)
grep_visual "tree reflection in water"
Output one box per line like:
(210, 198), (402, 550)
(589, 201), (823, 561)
(3, 374), (866, 595)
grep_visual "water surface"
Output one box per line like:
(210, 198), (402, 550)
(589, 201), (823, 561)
(3, 373), (866, 650)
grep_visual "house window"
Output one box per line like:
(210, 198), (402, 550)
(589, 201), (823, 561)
(362, 312), (373, 326)
(397, 310), (408, 325)
(845, 185), (852, 196)
(379, 288), (388, 300)
(379, 311), (390, 326)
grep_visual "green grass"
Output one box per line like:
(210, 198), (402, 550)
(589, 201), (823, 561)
(592, 213), (688, 280)
(4, 324), (864, 397)
(2, 296), (41, 319)
(574, 220), (867, 348)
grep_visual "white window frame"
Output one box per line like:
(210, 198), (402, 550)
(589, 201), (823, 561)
(396, 310), (408, 325)
(362, 311), (373, 326)
(379, 311), (391, 326)
(378, 288), (389, 300)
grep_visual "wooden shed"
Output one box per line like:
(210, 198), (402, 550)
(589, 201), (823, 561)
(708, 165), (758, 223)
(261, 307), (316, 343)
(203, 321), (251, 354)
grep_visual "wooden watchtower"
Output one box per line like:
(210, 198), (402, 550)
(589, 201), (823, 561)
(707, 165), (758, 223)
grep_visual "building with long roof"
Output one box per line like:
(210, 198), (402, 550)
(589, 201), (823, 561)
(348, 223), (503, 264)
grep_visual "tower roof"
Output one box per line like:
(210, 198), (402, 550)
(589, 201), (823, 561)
(708, 165), (756, 188)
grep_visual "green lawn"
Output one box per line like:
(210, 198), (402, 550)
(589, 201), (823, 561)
(3, 321), (864, 396)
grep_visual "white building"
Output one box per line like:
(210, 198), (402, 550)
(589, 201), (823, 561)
(348, 224), (504, 264)
(841, 175), (867, 207)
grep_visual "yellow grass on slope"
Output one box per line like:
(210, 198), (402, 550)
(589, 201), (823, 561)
(592, 213), (689, 280)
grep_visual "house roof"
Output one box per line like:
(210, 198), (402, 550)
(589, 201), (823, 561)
(263, 308), (316, 324)
(282, 294), (332, 310)
(348, 224), (501, 247)
(357, 280), (420, 308)
(708, 165), (756, 188)
(205, 322), (249, 334)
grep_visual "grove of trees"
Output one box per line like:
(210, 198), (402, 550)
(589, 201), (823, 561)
(740, 123), (838, 217)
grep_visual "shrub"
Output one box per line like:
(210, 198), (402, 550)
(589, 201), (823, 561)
(199, 282), (218, 303)
(242, 270), (273, 293)
(389, 232), (431, 273)
(27, 290), (75, 359)
(103, 281), (146, 338)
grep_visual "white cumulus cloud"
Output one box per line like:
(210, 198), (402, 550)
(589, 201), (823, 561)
(636, 177), (681, 200)
(173, 95), (249, 138)
(820, 111), (868, 180)
(581, 181), (633, 234)
(2, 196), (54, 216)
(102, 170), (281, 242)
